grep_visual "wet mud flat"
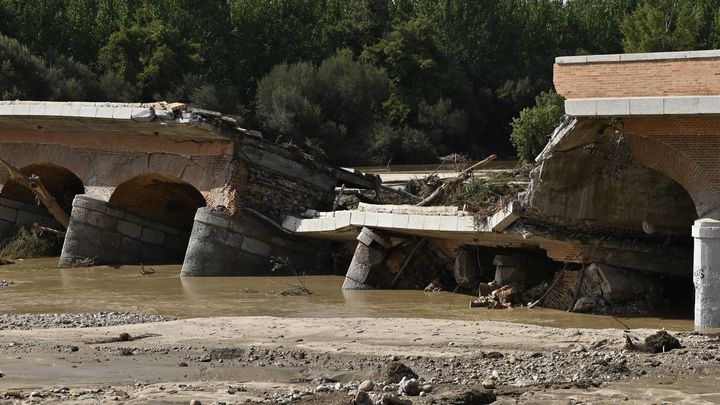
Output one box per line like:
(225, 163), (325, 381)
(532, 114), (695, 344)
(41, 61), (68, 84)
(0, 317), (719, 404)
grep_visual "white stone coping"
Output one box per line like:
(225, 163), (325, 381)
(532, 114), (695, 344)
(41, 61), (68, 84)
(356, 203), (461, 216)
(0, 101), (148, 120)
(282, 201), (520, 236)
(565, 96), (720, 117)
(556, 49), (720, 64)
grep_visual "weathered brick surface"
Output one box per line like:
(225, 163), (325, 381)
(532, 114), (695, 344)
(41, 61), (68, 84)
(554, 58), (720, 99)
(622, 116), (720, 216)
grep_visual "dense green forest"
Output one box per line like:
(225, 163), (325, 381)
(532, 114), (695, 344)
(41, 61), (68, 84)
(2, 0), (720, 165)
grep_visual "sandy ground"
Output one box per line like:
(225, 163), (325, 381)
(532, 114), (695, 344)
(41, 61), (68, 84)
(0, 317), (719, 404)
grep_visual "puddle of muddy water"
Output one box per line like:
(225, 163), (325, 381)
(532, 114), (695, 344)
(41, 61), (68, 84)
(0, 258), (693, 330)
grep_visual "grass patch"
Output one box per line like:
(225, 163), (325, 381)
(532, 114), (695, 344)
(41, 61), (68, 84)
(0, 226), (64, 259)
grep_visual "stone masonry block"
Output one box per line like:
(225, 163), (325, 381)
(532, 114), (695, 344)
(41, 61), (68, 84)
(423, 216), (441, 230)
(350, 211), (366, 227)
(391, 214), (409, 229)
(629, 98), (663, 115)
(0, 198), (31, 210)
(596, 98), (630, 115)
(241, 237), (272, 257)
(698, 97), (720, 114)
(564, 99), (596, 116)
(195, 208), (230, 229)
(439, 216), (459, 231)
(86, 210), (117, 229)
(72, 195), (108, 212)
(117, 219), (142, 239)
(0, 207), (17, 223)
(365, 212), (379, 227)
(16, 210), (43, 225)
(407, 215), (424, 229)
(334, 210), (352, 229)
(101, 231), (122, 249)
(377, 213), (393, 228)
(140, 227), (166, 245)
(664, 97), (699, 114)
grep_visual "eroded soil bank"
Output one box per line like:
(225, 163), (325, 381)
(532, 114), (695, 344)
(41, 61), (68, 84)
(0, 317), (719, 404)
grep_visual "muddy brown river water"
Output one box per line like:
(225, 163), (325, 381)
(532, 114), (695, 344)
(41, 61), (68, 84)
(0, 258), (693, 331)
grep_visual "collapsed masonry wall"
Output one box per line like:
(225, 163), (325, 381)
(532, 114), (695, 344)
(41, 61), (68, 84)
(59, 195), (190, 266)
(231, 136), (345, 222)
(525, 119), (697, 236)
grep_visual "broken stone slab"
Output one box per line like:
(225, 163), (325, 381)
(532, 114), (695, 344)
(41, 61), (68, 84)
(540, 263), (662, 313)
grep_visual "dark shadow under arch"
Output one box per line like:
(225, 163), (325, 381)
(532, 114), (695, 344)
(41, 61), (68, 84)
(1, 163), (85, 213)
(109, 173), (206, 232)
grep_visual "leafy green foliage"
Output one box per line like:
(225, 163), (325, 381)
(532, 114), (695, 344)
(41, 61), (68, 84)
(2, 0), (719, 165)
(510, 91), (565, 164)
(621, 0), (703, 52)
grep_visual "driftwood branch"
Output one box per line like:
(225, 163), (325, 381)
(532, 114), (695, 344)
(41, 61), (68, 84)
(415, 154), (497, 207)
(528, 269), (564, 309)
(0, 159), (70, 228)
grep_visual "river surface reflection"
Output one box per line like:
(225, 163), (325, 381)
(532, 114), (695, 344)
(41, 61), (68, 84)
(0, 258), (693, 330)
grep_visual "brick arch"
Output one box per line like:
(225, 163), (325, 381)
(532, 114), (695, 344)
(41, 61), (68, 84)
(109, 173), (206, 232)
(0, 163), (85, 214)
(624, 133), (711, 217)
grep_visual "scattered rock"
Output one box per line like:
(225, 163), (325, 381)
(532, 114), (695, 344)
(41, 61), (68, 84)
(482, 379), (495, 389)
(375, 361), (418, 383)
(359, 380), (374, 392)
(645, 330), (682, 353)
(398, 377), (420, 396)
(189, 400), (202, 405)
(420, 384), (433, 393)
(625, 330), (682, 353)
(354, 390), (373, 405)
(438, 388), (496, 404)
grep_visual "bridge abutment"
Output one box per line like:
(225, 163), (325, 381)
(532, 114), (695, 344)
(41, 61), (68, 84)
(180, 208), (329, 277)
(59, 195), (190, 267)
(692, 218), (720, 330)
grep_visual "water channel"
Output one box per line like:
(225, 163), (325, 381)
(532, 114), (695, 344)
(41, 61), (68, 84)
(0, 258), (693, 331)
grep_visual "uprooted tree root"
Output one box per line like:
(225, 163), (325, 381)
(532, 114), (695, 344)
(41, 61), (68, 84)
(406, 168), (528, 218)
(0, 225), (64, 259)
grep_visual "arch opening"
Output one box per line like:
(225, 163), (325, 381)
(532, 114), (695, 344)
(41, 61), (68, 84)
(109, 173), (206, 232)
(1, 163), (85, 214)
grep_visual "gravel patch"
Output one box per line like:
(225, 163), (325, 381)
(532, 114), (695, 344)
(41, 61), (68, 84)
(0, 312), (174, 330)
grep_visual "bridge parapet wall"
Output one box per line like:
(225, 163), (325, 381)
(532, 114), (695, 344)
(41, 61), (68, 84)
(555, 50), (720, 100)
(59, 195), (190, 267)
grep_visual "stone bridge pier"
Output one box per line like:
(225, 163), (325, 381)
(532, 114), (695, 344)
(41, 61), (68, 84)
(554, 49), (720, 329)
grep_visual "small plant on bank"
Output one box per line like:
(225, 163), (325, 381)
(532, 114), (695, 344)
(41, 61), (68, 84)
(0, 225), (64, 259)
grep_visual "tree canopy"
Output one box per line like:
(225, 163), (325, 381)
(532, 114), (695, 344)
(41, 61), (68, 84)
(1, 0), (719, 165)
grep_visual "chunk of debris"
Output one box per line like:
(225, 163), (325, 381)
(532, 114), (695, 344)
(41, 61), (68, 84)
(625, 330), (682, 353)
(374, 361), (418, 383)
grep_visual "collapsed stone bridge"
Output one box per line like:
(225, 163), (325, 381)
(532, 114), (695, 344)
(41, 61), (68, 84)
(551, 49), (720, 329)
(0, 101), (377, 276)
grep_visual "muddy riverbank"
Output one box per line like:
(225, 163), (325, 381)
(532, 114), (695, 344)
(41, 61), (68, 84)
(0, 317), (718, 404)
(0, 258), (709, 403)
